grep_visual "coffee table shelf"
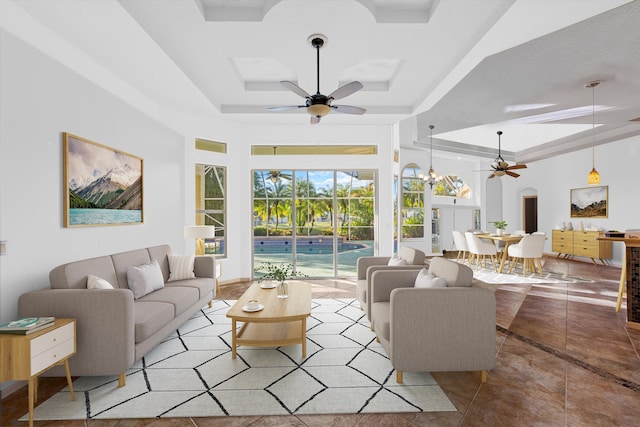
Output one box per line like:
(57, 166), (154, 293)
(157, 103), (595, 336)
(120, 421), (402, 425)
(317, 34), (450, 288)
(226, 282), (311, 358)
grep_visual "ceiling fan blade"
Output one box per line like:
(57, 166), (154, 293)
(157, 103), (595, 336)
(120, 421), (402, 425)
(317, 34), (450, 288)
(267, 105), (306, 111)
(488, 173), (496, 179)
(280, 80), (310, 98)
(507, 164), (527, 170)
(332, 105), (366, 115)
(328, 81), (363, 100)
(310, 115), (321, 124)
(505, 171), (520, 178)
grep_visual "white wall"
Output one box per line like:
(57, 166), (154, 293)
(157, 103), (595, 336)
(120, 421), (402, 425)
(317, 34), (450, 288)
(504, 136), (640, 266)
(0, 28), (399, 328)
(0, 30), (187, 323)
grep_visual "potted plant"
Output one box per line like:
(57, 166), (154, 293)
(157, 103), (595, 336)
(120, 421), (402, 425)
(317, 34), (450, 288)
(255, 262), (307, 298)
(492, 220), (507, 236)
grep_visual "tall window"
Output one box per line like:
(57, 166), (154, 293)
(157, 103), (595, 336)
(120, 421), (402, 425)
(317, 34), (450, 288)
(401, 164), (424, 239)
(252, 169), (375, 278)
(196, 164), (226, 257)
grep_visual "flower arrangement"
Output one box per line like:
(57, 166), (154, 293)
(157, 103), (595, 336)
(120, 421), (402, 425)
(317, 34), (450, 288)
(255, 262), (307, 283)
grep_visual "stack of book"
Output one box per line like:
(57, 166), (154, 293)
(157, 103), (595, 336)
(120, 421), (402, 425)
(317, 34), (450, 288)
(0, 317), (55, 335)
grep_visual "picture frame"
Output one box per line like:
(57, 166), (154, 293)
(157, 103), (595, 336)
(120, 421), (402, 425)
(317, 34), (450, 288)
(63, 133), (143, 227)
(570, 185), (608, 218)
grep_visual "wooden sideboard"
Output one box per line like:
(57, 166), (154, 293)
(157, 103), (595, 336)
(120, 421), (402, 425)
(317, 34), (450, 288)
(552, 230), (612, 264)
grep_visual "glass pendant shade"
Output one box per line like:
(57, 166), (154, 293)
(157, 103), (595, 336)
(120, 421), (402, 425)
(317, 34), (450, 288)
(307, 104), (330, 117)
(588, 167), (600, 185)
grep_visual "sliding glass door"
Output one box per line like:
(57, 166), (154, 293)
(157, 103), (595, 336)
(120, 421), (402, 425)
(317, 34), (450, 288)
(252, 170), (375, 278)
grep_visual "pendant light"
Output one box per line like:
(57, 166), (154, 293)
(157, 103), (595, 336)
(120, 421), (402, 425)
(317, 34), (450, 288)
(586, 80), (602, 185)
(425, 124), (438, 189)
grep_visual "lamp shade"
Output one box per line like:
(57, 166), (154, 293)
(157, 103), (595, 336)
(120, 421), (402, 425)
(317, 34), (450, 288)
(184, 225), (215, 239)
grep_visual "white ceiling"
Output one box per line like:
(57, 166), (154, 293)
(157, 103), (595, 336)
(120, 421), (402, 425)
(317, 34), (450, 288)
(5, 0), (640, 162)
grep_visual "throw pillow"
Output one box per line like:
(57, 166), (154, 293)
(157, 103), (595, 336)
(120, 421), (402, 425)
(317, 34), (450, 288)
(388, 255), (407, 266)
(87, 275), (114, 290)
(414, 268), (448, 288)
(127, 260), (165, 299)
(167, 254), (196, 282)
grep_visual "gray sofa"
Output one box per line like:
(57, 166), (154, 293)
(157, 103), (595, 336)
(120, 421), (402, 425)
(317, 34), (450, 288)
(18, 245), (215, 387)
(370, 257), (496, 383)
(356, 246), (426, 322)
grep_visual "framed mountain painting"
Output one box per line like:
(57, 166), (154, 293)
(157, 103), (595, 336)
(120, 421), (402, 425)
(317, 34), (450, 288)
(63, 133), (143, 227)
(570, 185), (608, 218)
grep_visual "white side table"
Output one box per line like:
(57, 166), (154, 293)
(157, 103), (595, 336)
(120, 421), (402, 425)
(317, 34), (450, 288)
(0, 318), (76, 427)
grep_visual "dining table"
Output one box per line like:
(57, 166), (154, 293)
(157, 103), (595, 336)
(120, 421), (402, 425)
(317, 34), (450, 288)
(474, 233), (524, 273)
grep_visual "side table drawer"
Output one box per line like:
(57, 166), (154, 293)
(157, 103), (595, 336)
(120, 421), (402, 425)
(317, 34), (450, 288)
(31, 322), (74, 356)
(31, 336), (74, 376)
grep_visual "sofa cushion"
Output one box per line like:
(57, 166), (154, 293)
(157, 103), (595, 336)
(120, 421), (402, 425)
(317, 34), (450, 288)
(112, 248), (152, 288)
(147, 245), (172, 282)
(133, 301), (175, 343)
(414, 269), (448, 288)
(127, 260), (165, 299)
(168, 254), (196, 282)
(165, 277), (214, 300)
(388, 256), (407, 266)
(371, 301), (391, 341)
(50, 256), (117, 289)
(87, 275), (114, 289)
(139, 286), (199, 317)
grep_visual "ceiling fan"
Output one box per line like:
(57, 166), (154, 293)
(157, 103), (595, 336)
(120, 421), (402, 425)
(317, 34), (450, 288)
(487, 131), (527, 179)
(268, 34), (366, 124)
(267, 170), (291, 183)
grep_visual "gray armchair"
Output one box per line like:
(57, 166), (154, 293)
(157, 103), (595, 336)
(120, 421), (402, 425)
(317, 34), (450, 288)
(356, 246), (426, 323)
(369, 257), (496, 383)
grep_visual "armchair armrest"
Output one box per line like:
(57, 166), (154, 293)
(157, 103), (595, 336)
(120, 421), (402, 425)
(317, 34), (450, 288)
(18, 288), (135, 377)
(357, 256), (391, 280)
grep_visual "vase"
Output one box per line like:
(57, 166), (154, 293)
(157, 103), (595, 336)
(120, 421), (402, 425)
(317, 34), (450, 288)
(277, 281), (289, 298)
(496, 229), (503, 236)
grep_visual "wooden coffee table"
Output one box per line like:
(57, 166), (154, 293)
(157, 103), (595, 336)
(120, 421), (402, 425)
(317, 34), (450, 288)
(226, 281), (312, 358)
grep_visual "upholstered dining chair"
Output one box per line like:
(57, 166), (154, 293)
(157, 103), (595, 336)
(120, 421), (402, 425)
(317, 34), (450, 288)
(507, 233), (546, 276)
(465, 232), (498, 271)
(452, 230), (470, 264)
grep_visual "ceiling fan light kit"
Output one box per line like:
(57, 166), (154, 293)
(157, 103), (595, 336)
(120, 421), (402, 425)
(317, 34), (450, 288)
(586, 80), (602, 185)
(268, 34), (366, 124)
(488, 131), (527, 179)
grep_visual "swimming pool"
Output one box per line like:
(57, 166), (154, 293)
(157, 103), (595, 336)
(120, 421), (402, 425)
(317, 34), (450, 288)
(253, 239), (374, 277)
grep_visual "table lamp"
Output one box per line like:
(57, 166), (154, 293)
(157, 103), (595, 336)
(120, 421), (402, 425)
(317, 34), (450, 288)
(184, 225), (215, 255)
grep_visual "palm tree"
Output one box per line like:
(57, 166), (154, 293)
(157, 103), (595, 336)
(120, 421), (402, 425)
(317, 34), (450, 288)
(267, 179), (292, 230)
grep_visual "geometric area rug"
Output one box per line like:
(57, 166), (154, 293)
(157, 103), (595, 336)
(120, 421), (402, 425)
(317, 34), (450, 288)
(24, 298), (455, 421)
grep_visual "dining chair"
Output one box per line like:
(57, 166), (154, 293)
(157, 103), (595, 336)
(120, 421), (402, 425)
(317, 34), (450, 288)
(465, 232), (498, 271)
(452, 230), (470, 264)
(507, 234), (546, 276)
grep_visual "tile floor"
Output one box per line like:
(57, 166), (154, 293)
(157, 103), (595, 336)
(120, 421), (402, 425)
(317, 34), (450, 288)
(2, 255), (639, 426)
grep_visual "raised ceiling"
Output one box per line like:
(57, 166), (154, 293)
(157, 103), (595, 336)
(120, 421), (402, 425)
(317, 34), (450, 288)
(4, 0), (640, 162)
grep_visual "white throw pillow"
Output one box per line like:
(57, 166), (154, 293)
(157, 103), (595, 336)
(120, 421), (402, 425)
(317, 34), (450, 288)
(167, 254), (196, 282)
(127, 260), (165, 299)
(87, 275), (114, 290)
(388, 256), (407, 266)
(414, 268), (448, 288)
